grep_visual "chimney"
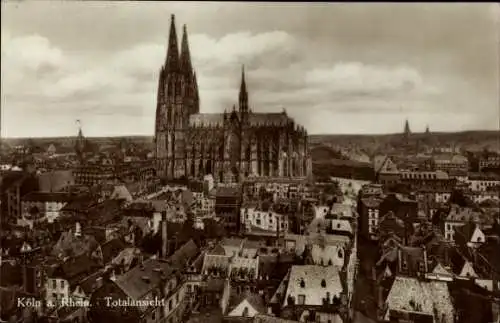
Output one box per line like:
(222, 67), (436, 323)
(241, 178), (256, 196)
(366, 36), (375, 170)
(423, 246), (428, 273)
(161, 211), (168, 258)
(74, 222), (82, 238)
(276, 214), (280, 246)
(377, 284), (385, 320)
(397, 247), (402, 273)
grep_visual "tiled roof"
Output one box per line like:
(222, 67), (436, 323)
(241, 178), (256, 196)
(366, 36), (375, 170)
(253, 315), (299, 323)
(21, 191), (74, 202)
(52, 254), (101, 287)
(330, 219), (353, 234)
(114, 243), (193, 301)
(189, 113), (224, 127)
(222, 237), (244, 248)
(373, 155), (389, 174)
(242, 239), (263, 250)
(249, 112), (292, 127)
(361, 197), (383, 208)
(228, 291), (267, 316)
(311, 244), (345, 267)
(51, 231), (99, 258)
(330, 203), (354, 218)
(168, 239), (199, 269)
(433, 154), (468, 164)
(446, 205), (488, 224)
(283, 265), (343, 307)
(385, 276), (454, 322)
(61, 196), (97, 212)
(217, 187), (241, 197)
(101, 238), (128, 264)
(209, 244), (227, 256)
(202, 254), (230, 274)
(78, 270), (104, 295)
(110, 185), (133, 201)
(110, 247), (141, 272)
(114, 258), (175, 300)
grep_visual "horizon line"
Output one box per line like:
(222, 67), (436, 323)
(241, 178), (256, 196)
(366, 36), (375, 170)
(1, 129), (498, 140)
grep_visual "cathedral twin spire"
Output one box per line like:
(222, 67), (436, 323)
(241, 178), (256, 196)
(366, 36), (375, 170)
(164, 14), (246, 116)
(165, 14), (193, 75)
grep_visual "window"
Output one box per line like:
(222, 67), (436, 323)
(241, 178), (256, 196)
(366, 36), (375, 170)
(52, 280), (56, 289)
(60, 280), (65, 289)
(321, 279), (326, 288)
(300, 279), (305, 288)
(298, 294), (306, 305)
(242, 307), (249, 317)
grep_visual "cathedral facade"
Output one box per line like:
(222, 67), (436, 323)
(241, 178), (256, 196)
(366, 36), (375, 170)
(154, 15), (312, 183)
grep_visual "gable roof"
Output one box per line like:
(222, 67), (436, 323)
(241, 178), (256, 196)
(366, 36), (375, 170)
(228, 291), (267, 316)
(168, 239), (199, 269)
(283, 265), (342, 307)
(110, 185), (133, 202)
(112, 240), (198, 301)
(432, 262), (453, 276)
(101, 238), (128, 264)
(51, 254), (101, 287)
(114, 258), (175, 300)
(384, 276), (454, 322)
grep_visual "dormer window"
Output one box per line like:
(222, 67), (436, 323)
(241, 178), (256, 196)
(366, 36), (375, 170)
(300, 279), (305, 288)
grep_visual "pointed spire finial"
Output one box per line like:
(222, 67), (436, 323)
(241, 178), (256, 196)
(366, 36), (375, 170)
(239, 64), (248, 114)
(180, 23), (192, 74)
(165, 14), (179, 71)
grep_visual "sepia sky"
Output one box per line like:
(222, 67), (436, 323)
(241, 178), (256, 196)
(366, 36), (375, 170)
(1, 1), (499, 137)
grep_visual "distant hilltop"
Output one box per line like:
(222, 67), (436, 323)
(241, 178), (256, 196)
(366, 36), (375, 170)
(309, 130), (499, 143)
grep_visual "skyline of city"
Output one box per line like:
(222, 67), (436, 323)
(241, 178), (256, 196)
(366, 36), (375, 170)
(1, 2), (499, 138)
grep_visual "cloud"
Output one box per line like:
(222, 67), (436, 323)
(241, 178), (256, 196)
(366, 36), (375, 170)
(1, 3), (498, 138)
(190, 31), (297, 70)
(1, 29), (303, 136)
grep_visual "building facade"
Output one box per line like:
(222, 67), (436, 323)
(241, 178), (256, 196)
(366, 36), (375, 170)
(154, 15), (312, 182)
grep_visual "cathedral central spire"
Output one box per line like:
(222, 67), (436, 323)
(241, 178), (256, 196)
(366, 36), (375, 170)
(165, 14), (179, 72)
(239, 65), (248, 114)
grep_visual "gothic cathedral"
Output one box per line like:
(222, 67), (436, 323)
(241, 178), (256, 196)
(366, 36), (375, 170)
(154, 15), (312, 183)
